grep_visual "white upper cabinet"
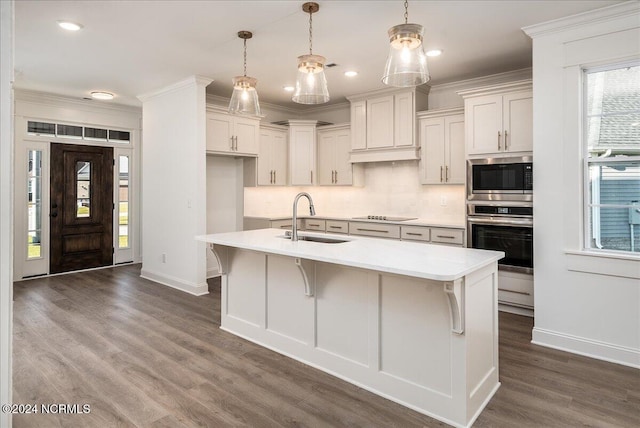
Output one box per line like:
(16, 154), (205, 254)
(419, 108), (465, 185)
(289, 120), (317, 186)
(256, 125), (288, 186)
(459, 81), (532, 156)
(348, 87), (428, 163)
(317, 124), (352, 185)
(206, 109), (259, 156)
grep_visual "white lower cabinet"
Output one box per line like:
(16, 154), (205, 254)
(303, 219), (326, 232)
(400, 225), (465, 247)
(497, 270), (534, 313)
(325, 220), (349, 234)
(349, 222), (401, 239)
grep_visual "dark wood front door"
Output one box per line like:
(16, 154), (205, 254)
(50, 143), (114, 274)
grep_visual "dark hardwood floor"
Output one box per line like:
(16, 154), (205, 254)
(12, 264), (640, 427)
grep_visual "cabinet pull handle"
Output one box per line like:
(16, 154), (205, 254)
(498, 288), (531, 296)
(310, 171), (313, 183)
(334, 170), (338, 183)
(436, 235), (456, 239)
(445, 166), (449, 182)
(440, 166), (443, 182)
(308, 223), (320, 227)
(497, 131), (501, 150)
(274, 170), (276, 183)
(230, 136), (234, 150)
(270, 170), (274, 184)
(357, 228), (388, 233)
(406, 232), (423, 236)
(504, 130), (508, 149)
(329, 225), (342, 229)
(280, 224), (292, 228)
(234, 135), (238, 151)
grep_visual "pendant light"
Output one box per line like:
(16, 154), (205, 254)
(382, 0), (430, 87)
(229, 31), (261, 115)
(292, 2), (329, 104)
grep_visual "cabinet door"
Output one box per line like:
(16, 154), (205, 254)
(366, 95), (394, 149)
(444, 114), (465, 184)
(419, 117), (446, 184)
(271, 130), (288, 185)
(503, 91), (533, 153)
(258, 130), (275, 185)
(206, 113), (233, 153)
(333, 129), (352, 185)
(351, 100), (367, 151)
(394, 91), (415, 147)
(234, 116), (259, 155)
(290, 127), (315, 185)
(465, 95), (503, 155)
(317, 131), (335, 185)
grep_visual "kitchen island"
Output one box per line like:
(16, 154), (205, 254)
(197, 228), (504, 428)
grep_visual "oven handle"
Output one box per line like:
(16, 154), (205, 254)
(467, 216), (533, 226)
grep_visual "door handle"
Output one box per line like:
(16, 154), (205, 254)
(51, 212), (58, 218)
(51, 203), (58, 209)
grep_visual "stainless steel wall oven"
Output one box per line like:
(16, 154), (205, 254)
(467, 203), (533, 274)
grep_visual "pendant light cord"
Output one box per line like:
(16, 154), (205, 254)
(309, 8), (313, 54)
(243, 38), (247, 76)
(404, 0), (409, 24)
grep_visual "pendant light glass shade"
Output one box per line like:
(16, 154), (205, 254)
(228, 31), (261, 115)
(382, 0), (431, 88)
(229, 75), (260, 115)
(292, 54), (329, 104)
(293, 2), (329, 105)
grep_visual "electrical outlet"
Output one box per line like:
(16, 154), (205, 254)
(162, 253), (167, 263)
(440, 196), (447, 206)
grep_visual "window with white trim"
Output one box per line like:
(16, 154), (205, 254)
(584, 63), (640, 254)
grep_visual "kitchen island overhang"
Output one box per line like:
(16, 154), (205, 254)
(197, 229), (504, 428)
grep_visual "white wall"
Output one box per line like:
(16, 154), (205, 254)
(524, 1), (640, 368)
(245, 160), (466, 226)
(139, 76), (211, 295)
(0, 1), (14, 426)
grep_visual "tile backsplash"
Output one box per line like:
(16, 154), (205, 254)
(244, 160), (466, 225)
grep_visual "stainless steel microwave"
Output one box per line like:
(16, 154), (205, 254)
(467, 156), (533, 202)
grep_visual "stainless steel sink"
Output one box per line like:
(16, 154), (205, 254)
(281, 232), (348, 244)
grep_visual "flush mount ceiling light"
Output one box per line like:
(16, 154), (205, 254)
(228, 31), (261, 116)
(382, 0), (430, 87)
(344, 71), (358, 77)
(292, 2), (329, 105)
(426, 49), (442, 57)
(90, 91), (114, 100)
(283, 85), (295, 92)
(57, 20), (83, 31)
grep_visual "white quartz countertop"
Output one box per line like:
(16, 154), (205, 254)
(197, 228), (503, 281)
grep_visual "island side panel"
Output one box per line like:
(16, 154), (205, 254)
(463, 262), (500, 425)
(219, 247), (498, 428)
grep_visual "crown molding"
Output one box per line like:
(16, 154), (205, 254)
(429, 68), (532, 94)
(138, 75), (213, 102)
(416, 107), (464, 119)
(522, 1), (640, 39)
(456, 79), (532, 98)
(346, 85), (430, 103)
(15, 88), (142, 115)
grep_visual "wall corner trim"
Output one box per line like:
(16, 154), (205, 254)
(138, 75), (214, 102)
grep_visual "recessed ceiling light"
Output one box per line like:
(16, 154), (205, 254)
(283, 86), (295, 92)
(91, 91), (114, 100)
(426, 49), (443, 57)
(344, 71), (358, 77)
(57, 21), (83, 31)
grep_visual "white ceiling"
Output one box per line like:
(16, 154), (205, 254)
(14, 0), (621, 109)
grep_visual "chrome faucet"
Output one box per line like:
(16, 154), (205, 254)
(292, 192), (316, 241)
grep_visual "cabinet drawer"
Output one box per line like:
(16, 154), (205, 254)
(325, 220), (349, 234)
(401, 226), (431, 242)
(303, 219), (326, 232)
(498, 271), (534, 308)
(349, 222), (400, 239)
(270, 219), (298, 230)
(430, 228), (464, 245)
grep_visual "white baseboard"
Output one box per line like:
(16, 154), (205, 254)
(140, 268), (209, 296)
(207, 266), (220, 279)
(532, 327), (640, 369)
